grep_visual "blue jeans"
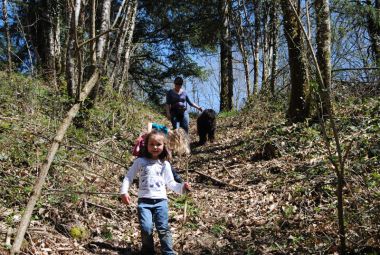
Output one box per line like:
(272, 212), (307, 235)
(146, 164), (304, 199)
(137, 198), (175, 255)
(171, 111), (189, 133)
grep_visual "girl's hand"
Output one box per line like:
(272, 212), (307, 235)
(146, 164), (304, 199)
(183, 182), (191, 193)
(121, 194), (131, 205)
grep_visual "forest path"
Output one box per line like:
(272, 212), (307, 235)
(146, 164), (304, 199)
(168, 116), (274, 254)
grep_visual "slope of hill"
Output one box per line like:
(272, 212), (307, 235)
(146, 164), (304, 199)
(1, 72), (379, 254)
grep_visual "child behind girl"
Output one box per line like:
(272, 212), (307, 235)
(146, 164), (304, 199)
(132, 122), (190, 182)
(121, 130), (191, 255)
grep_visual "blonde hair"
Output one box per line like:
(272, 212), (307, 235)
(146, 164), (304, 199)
(167, 128), (190, 156)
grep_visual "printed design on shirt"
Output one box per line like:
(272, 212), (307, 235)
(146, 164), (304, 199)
(139, 161), (165, 191)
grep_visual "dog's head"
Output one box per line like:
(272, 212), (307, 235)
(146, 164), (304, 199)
(201, 109), (216, 120)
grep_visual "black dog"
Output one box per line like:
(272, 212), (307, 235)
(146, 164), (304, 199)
(197, 109), (217, 145)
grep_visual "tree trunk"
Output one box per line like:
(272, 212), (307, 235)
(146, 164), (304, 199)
(270, 1), (279, 96)
(219, 0), (233, 112)
(281, 0), (310, 123)
(227, 0), (233, 110)
(366, 0), (380, 85)
(90, 0), (97, 65)
(2, 0), (12, 72)
(47, 0), (58, 88)
(88, 0), (111, 105)
(241, 0), (256, 97)
(261, 2), (269, 93)
(315, 0), (346, 253)
(253, 0), (261, 95)
(119, 0), (138, 94)
(110, 1), (134, 88)
(66, 0), (81, 98)
(96, 0), (111, 62)
(231, 7), (251, 96)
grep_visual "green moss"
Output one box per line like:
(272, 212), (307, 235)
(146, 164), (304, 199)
(69, 226), (88, 240)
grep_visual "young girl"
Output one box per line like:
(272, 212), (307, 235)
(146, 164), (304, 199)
(132, 122), (190, 183)
(121, 130), (191, 255)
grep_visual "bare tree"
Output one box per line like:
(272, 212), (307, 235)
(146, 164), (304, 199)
(232, 1), (251, 96)
(315, 0), (346, 253)
(109, 0), (137, 90)
(13, 5), (34, 75)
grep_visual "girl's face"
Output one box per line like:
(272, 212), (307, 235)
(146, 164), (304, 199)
(147, 134), (165, 159)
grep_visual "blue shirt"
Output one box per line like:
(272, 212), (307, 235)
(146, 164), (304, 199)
(166, 89), (196, 113)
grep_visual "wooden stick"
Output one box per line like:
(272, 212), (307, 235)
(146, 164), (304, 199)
(180, 156), (189, 255)
(87, 201), (114, 213)
(6, 227), (13, 246)
(194, 170), (246, 191)
(222, 164), (235, 178)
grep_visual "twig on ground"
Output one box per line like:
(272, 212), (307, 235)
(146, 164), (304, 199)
(222, 164), (235, 178)
(194, 170), (246, 191)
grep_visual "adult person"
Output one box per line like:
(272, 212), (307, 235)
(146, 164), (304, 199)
(165, 77), (202, 133)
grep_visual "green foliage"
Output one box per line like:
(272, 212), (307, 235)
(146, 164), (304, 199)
(367, 172), (380, 188)
(218, 110), (238, 118)
(282, 204), (296, 218)
(101, 224), (113, 240)
(185, 222), (199, 230)
(172, 195), (200, 217)
(210, 222), (226, 237)
(69, 226), (88, 240)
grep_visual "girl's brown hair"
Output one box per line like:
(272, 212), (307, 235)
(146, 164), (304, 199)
(141, 130), (172, 161)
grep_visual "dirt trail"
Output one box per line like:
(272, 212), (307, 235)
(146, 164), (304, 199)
(170, 117), (266, 254)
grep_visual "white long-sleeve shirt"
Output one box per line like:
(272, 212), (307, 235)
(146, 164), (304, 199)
(120, 157), (184, 199)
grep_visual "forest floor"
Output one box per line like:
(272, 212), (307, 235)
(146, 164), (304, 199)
(0, 74), (379, 254)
